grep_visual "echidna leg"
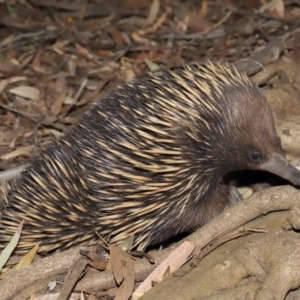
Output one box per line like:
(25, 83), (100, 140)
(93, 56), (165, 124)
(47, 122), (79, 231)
(229, 185), (243, 204)
(201, 184), (243, 225)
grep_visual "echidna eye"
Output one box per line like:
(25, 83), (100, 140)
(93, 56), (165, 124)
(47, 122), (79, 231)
(248, 150), (261, 163)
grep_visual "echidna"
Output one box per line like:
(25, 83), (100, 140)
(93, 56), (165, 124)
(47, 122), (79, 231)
(1, 61), (300, 255)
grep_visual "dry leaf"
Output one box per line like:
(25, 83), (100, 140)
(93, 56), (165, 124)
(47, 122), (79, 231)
(0, 221), (24, 272)
(109, 244), (135, 300)
(109, 27), (126, 45)
(31, 51), (47, 74)
(8, 85), (40, 101)
(145, 59), (160, 72)
(145, 0), (160, 26)
(133, 241), (195, 299)
(200, 0), (208, 18)
(1, 145), (34, 160)
(131, 32), (157, 46)
(0, 76), (26, 95)
(15, 243), (39, 270)
(124, 68), (136, 83)
(54, 72), (66, 94)
(50, 90), (68, 117)
(258, 0), (285, 17)
(88, 260), (108, 270)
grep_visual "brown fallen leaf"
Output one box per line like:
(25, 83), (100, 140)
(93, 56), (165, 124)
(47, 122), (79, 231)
(50, 90), (68, 117)
(88, 260), (108, 271)
(0, 76), (26, 95)
(8, 85), (40, 101)
(145, 0), (160, 26)
(109, 27), (127, 46)
(133, 241), (195, 299)
(258, 0), (285, 17)
(109, 244), (135, 300)
(57, 258), (88, 300)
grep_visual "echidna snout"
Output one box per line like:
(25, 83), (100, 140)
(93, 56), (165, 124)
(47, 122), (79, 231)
(259, 154), (300, 185)
(1, 61), (300, 255)
(217, 86), (300, 185)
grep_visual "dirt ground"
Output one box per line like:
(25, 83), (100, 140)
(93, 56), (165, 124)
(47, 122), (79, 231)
(0, 0), (300, 299)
